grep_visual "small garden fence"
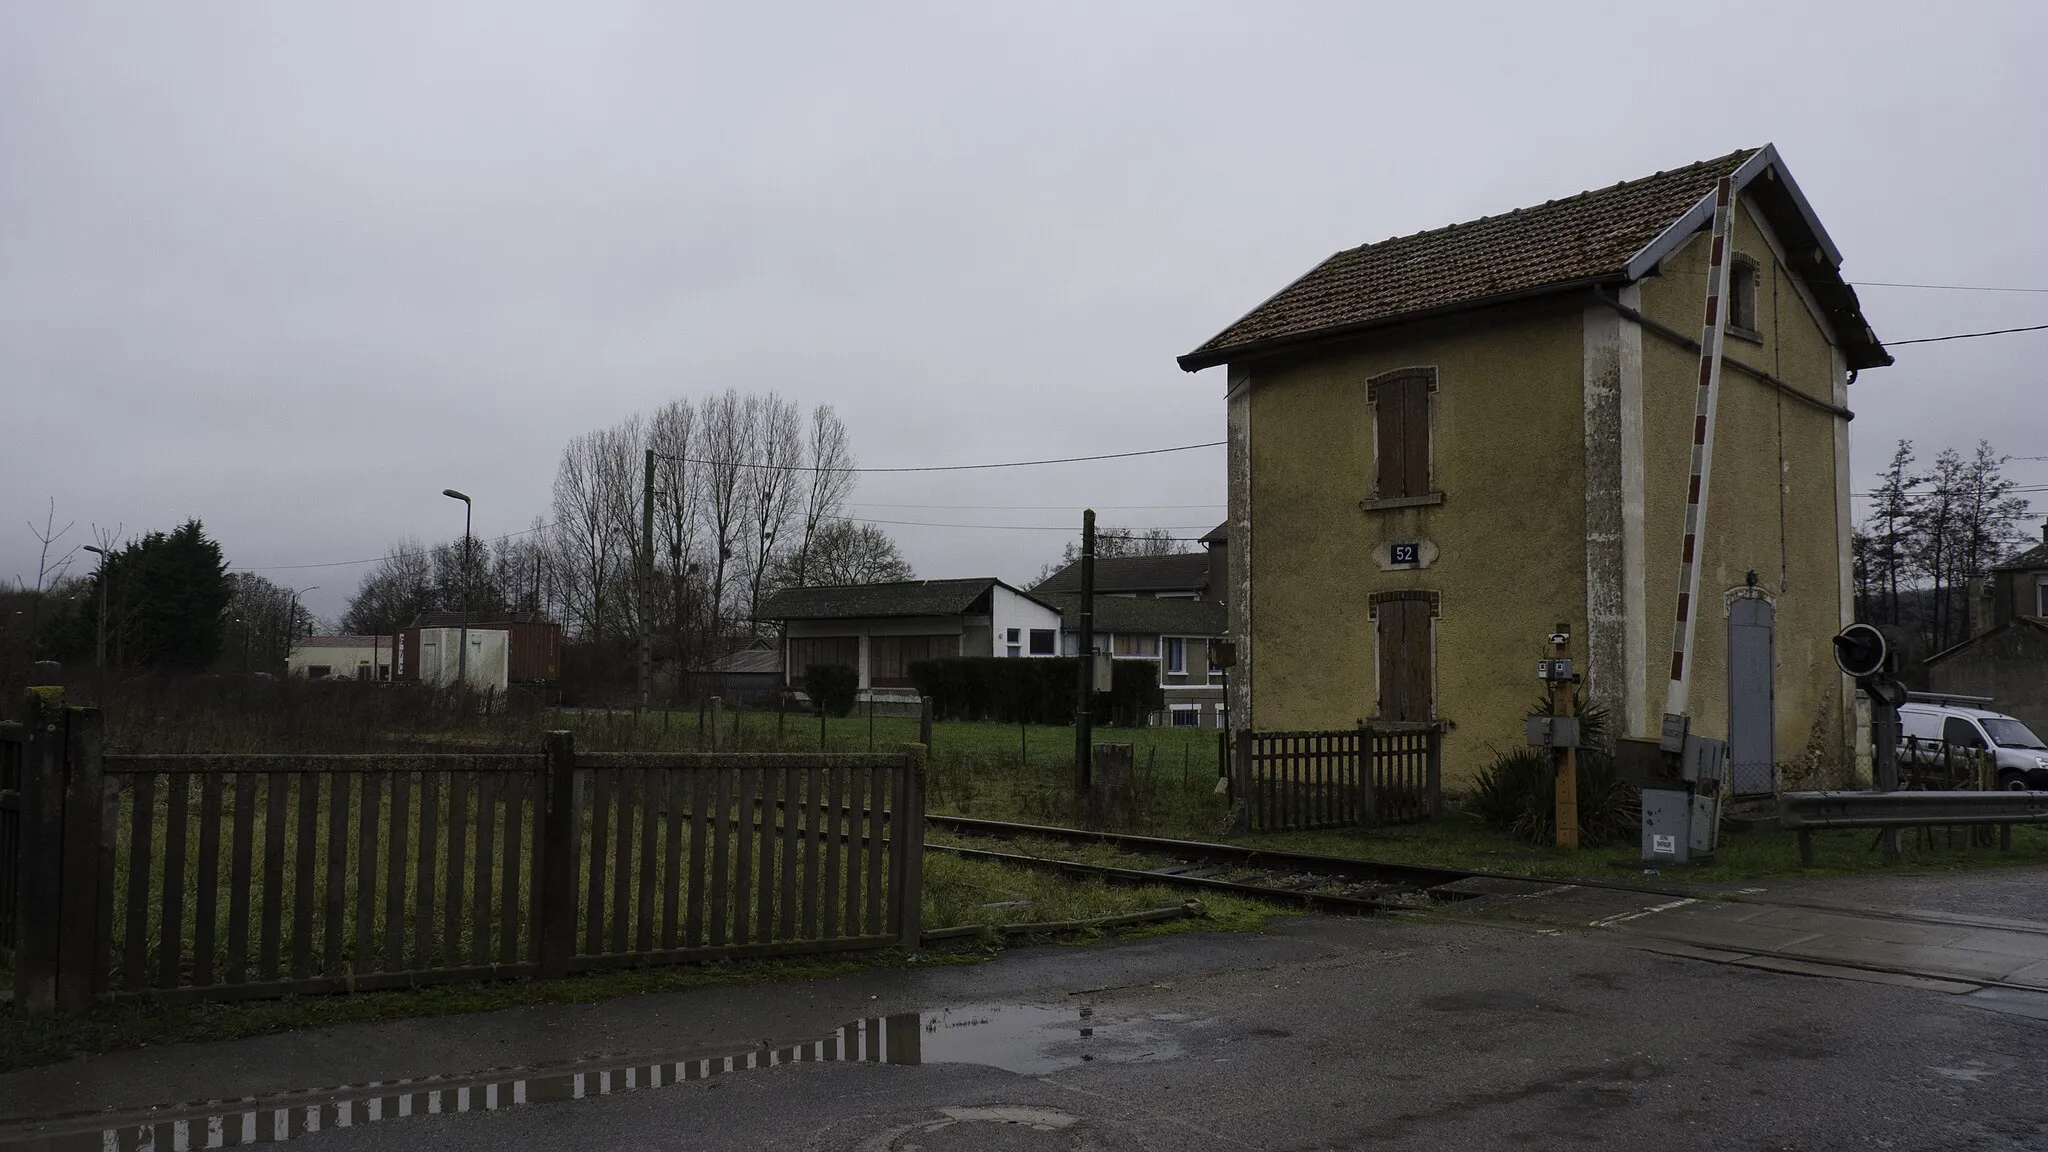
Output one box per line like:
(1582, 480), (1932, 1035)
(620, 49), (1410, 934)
(7, 696), (924, 1015)
(1230, 727), (1442, 833)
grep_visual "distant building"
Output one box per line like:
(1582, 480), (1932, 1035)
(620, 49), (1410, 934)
(686, 643), (784, 706)
(1034, 544), (1231, 726)
(759, 578), (1063, 704)
(1926, 524), (2048, 735)
(287, 635), (395, 681)
(391, 613), (562, 690)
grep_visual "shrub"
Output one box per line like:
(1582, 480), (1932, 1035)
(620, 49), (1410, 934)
(1465, 691), (1637, 846)
(907, 657), (1162, 726)
(803, 663), (859, 717)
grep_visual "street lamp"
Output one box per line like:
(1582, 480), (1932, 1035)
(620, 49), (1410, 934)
(443, 488), (472, 689)
(82, 545), (111, 671)
(286, 587), (318, 674)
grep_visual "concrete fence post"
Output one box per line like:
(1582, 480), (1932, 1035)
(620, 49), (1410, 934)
(708, 697), (724, 753)
(15, 689), (65, 1015)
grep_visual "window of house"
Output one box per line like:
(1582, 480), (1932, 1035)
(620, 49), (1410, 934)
(1163, 637), (1186, 675)
(1728, 257), (1759, 335)
(1029, 629), (1056, 655)
(869, 634), (957, 687)
(1006, 627), (1020, 643)
(1113, 633), (1159, 658)
(788, 636), (861, 683)
(307, 665), (332, 680)
(1370, 590), (1438, 723)
(1367, 368), (1436, 503)
(2036, 575), (2047, 617)
(1170, 705), (1200, 727)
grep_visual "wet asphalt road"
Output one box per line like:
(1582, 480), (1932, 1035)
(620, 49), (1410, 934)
(8, 870), (2048, 1151)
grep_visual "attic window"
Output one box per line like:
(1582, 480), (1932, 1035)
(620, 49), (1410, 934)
(1727, 256), (1760, 336)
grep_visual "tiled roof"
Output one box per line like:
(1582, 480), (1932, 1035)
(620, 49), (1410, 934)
(294, 635), (382, 649)
(758, 578), (1048, 620)
(1181, 150), (1764, 369)
(1038, 593), (1226, 637)
(1034, 553), (1212, 596)
(710, 648), (782, 675)
(1994, 539), (2048, 572)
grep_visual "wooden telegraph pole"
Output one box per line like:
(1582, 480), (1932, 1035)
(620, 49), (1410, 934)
(1553, 622), (1579, 849)
(638, 447), (656, 712)
(1073, 509), (1096, 795)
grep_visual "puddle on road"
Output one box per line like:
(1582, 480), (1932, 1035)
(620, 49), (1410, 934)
(0, 1003), (1185, 1152)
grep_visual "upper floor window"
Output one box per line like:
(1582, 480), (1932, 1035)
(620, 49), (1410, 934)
(1727, 256), (1759, 335)
(1366, 368), (1438, 506)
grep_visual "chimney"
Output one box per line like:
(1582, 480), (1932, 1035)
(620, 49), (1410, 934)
(2040, 519), (2047, 543)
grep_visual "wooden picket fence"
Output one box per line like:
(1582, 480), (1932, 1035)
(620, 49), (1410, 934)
(8, 696), (925, 1014)
(1230, 726), (1442, 833)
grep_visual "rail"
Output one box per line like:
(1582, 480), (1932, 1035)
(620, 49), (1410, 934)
(1777, 789), (2048, 865)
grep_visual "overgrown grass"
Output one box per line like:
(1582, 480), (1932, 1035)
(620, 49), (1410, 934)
(1246, 806), (2048, 886)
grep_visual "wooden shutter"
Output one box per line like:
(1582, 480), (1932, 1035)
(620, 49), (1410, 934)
(1374, 595), (1434, 723)
(1372, 373), (1432, 499)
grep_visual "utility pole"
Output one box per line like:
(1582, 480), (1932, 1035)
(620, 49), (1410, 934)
(1073, 509), (1095, 795)
(639, 446), (656, 712)
(1552, 624), (1579, 849)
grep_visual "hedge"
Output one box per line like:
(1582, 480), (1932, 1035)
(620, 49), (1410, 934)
(907, 657), (1163, 726)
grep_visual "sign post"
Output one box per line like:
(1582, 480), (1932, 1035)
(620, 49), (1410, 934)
(1548, 626), (1578, 849)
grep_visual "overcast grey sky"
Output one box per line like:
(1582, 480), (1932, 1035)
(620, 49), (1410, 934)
(4, 1), (2044, 623)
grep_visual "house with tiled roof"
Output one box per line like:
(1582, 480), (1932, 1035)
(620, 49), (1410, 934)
(1927, 522), (2048, 736)
(758, 579), (1064, 703)
(1180, 145), (1888, 788)
(1034, 543), (1232, 725)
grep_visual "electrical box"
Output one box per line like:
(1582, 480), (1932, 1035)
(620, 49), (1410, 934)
(1637, 732), (1728, 866)
(1535, 658), (1574, 682)
(1524, 715), (1580, 748)
(1092, 652), (1114, 693)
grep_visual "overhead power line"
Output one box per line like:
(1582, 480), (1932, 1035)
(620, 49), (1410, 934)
(1854, 281), (2048, 294)
(658, 440), (1224, 473)
(1888, 322), (2048, 346)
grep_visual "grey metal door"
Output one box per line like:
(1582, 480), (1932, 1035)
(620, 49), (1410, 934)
(1727, 597), (1775, 795)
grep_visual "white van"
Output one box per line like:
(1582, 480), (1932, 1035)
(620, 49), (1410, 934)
(1898, 697), (2048, 790)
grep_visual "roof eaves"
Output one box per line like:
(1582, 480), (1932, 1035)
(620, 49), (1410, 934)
(1175, 273), (1624, 373)
(1619, 147), (1772, 282)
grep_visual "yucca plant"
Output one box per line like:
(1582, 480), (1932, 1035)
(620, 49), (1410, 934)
(1465, 691), (1638, 846)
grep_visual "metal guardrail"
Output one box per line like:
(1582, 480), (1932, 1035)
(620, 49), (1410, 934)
(1778, 789), (2048, 865)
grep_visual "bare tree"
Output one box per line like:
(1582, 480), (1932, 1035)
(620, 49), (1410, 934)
(650, 398), (703, 667)
(1034, 525), (1190, 585)
(696, 389), (756, 650)
(550, 424), (639, 643)
(742, 393), (805, 634)
(776, 520), (913, 586)
(790, 404), (854, 588)
(25, 497), (79, 642)
(339, 537), (437, 634)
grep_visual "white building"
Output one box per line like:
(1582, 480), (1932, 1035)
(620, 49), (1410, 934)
(414, 627), (510, 691)
(758, 578), (1064, 704)
(287, 635), (395, 681)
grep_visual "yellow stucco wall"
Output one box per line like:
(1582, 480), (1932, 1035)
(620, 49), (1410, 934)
(1635, 199), (1852, 774)
(1244, 302), (1588, 786)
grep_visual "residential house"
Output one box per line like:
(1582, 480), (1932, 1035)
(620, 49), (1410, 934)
(758, 579), (1063, 704)
(1178, 145), (1890, 788)
(686, 643), (785, 707)
(287, 635), (395, 681)
(1926, 523), (2048, 735)
(1034, 546), (1230, 726)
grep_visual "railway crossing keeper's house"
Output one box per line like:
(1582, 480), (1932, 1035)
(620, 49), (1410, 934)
(1178, 146), (1890, 792)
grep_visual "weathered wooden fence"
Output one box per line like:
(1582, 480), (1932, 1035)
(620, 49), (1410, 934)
(1230, 727), (1442, 833)
(9, 695), (924, 1014)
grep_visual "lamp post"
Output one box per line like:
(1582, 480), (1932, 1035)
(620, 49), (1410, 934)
(443, 489), (472, 689)
(82, 545), (111, 672)
(286, 587), (318, 674)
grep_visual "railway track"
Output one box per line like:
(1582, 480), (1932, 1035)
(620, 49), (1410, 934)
(920, 813), (1488, 916)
